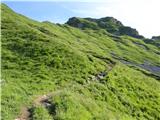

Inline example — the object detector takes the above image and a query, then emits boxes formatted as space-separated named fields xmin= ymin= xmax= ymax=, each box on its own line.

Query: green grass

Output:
xmin=46 ymin=63 xmax=160 ymax=120
xmin=32 ymin=106 xmax=53 ymax=120
xmin=1 ymin=3 xmax=160 ymax=120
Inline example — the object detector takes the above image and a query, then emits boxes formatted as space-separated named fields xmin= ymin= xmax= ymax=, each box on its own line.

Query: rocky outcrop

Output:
xmin=119 ymin=26 xmax=144 ymax=39
xmin=144 ymin=36 xmax=160 ymax=47
xmin=66 ymin=17 xmax=99 ymax=30
xmin=152 ymin=36 xmax=160 ymax=40
xmin=66 ymin=17 xmax=144 ymax=39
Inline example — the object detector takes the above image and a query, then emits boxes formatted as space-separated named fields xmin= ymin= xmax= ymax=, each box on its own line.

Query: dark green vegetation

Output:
xmin=144 ymin=36 xmax=160 ymax=47
xmin=66 ymin=17 xmax=144 ymax=39
xmin=1 ymin=3 xmax=160 ymax=120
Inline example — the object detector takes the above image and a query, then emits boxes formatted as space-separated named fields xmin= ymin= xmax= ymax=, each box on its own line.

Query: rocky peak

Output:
xmin=66 ymin=16 xmax=144 ymax=39
xmin=99 ymin=17 xmax=123 ymax=26
xmin=152 ymin=36 xmax=160 ymax=40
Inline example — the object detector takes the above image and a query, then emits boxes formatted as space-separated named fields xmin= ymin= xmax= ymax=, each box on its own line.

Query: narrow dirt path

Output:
xmin=33 ymin=94 xmax=50 ymax=106
xmin=15 ymin=107 xmax=31 ymax=120
xmin=15 ymin=62 xmax=116 ymax=120
xmin=90 ymin=63 xmax=116 ymax=81
xmin=15 ymin=94 xmax=53 ymax=120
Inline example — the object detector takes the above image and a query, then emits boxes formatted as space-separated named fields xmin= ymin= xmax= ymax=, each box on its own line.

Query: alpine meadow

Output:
xmin=1 ymin=3 xmax=160 ymax=120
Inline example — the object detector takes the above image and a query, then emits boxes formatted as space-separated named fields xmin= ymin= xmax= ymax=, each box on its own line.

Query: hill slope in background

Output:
xmin=66 ymin=17 xmax=144 ymax=39
xmin=144 ymin=36 xmax=160 ymax=47
xmin=1 ymin=3 xmax=160 ymax=120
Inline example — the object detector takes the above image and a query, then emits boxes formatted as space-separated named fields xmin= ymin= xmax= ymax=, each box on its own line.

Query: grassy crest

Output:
xmin=1 ymin=3 xmax=160 ymax=120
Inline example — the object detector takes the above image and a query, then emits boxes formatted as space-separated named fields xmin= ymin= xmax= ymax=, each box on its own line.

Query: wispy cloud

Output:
xmin=61 ymin=0 xmax=160 ymax=37
xmin=3 ymin=0 xmax=160 ymax=37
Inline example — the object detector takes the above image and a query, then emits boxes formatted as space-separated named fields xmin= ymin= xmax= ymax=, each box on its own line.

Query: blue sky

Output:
xmin=2 ymin=0 xmax=160 ymax=38
xmin=3 ymin=1 xmax=106 ymax=23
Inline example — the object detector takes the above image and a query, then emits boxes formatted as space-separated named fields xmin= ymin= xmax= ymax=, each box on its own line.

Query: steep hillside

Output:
xmin=144 ymin=36 xmax=160 ymax=47
xmin=66 ymin=17 xmax=144 ymax=39
xmin=1 ymin=3 xmax=160 ymax=120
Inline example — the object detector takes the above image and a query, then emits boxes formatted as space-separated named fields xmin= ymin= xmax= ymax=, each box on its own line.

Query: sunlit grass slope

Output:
xmin=1 ymin=3 xmax=160 ymax=120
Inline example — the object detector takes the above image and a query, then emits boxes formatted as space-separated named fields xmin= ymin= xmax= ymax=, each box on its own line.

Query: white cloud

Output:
xmin=68 ymin=0 xmax=160 ymax=38
xmin=3 ymin=0 xmax=160 ymax=37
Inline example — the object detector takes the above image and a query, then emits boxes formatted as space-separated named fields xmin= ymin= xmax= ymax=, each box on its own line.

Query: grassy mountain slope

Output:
xmin=1 ymin=3 xmax=160 ymax=120
xmin=66 ymin=17 xmax=144 ymax=39
xmin=144 ymin=36 xmax=160 ymax=47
